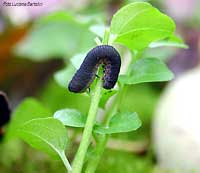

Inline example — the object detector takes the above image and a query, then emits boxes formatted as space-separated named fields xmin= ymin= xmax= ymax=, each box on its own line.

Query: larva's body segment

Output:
xmin=68 ymin=45 xmax=121 ymax=93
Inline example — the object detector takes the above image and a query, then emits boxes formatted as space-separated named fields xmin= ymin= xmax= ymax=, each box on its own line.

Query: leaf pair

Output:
xmin=8 ymin=100 xmax=141 ymax=171
xmin=54 ymin=109 xmax=142 ymax=134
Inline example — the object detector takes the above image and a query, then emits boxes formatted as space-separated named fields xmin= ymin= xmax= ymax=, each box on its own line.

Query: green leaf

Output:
xmin=6 ymin=98 xmax=51 ymax=140
xmin=149 ymin=34 xmax=188 ymax=48
xmin=99 ymin=89 xmax=117 ymax=109
xmin=14 ymin=11 xmax=95 ymax=61
xmin=17 ymin=118 xmax=66 ymax=158
xmin=70 ymin=53 xmax=86 ymax=69
xmin=89 ymin=24 xmax=106 ymax=38
xmin=110 ymin=2 xmax=175 ymax=50
xmin=17 ymin=117 xmax=71 ymax=171
xmin=54 ymin=109 xmax=86 ymax=127
xmin=54 ymin=64 xmax=76 ymax=88
xmin=94 ymin=112 xmax=141 ymax=134
xmin=119 ymin=58 xmax=174 ymax=85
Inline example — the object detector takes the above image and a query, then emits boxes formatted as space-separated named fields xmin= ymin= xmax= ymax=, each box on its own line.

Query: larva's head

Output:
xmin=68 ymin=79 xmax=87 ymax=93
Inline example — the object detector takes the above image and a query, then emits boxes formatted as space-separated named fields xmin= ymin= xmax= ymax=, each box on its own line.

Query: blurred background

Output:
xmin=0 ymin=0 xmax=200 ymax=173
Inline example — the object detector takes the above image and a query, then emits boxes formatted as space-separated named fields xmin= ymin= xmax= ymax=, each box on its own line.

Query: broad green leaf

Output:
xmin=99 ymin=89 xmax=117 ymax=109
xmin=119 ymin=58 xmax=174 ymax=85
xmin=110 ymin=2 xmax=175 ymax=50
xmin=149 ymin=34 xmax=188 ymax=48
xmin=6 ymin=98 xmax=51 ymax=140
xmin=14 ymin=11 xmax=95 ymax=61
xmin=94 ymin=112 xmax=141 ymax=134
xmin=54 ymin=109 xmax=86 ymax=127
xmin=17 ymin=118 xmax=66 ymax=158
xmin=17 ymin=118 xmax=71 ymax=171
xmin=54 ymin=64 xmax=76 ymax=88
xmin=111 ymin=2 xmax=152 ymax=34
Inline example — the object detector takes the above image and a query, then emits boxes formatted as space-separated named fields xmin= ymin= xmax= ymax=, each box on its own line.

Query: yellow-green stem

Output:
xmin=71 ymin=27 xmax=110 ymax=173
xmin=85 ymin=51 xmax=141 ymax=173
xmin=72 ymin=79 xmax=102 ymax=173
xmin=85 ymin=87 xmax=125 ymax=173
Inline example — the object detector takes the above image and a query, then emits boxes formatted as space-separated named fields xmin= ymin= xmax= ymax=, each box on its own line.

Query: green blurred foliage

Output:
xmin=0 ymin=140 xmax=66 ymax=173
xmin=96 ymin=149 xmax=154 ymax=173
xmin=39 ymin=80 xmax=90 ymax=114
xmin=14 ymin=12 xmax=96 ymax=61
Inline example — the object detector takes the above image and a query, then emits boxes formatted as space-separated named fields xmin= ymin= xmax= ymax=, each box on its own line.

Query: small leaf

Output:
xmin=89 ymin=24 xmax=106 ymax=38
xmin=110 ymin=2 xmax=175 ymax=50
xmin=6 ymin=98 xmax=51 ymax=140
xmin=17 ymin=118 xmax=72 ymax=171
xmin=70 ymin=53 xmax=86 ymax=69
xmin=149 ymin=34 xmax=188 ymax=48
xmin=54 ymin=109 xmax=86 ymax=127
xmin=94 ymin=112 xmax=141 ymax=134
xmin=99 ymin=89 xmax=117 ymax=109
xmin=119 ymin=58 xmax=174 ymax=85
xmin=54 ymin=64 xmax=76 ymax=88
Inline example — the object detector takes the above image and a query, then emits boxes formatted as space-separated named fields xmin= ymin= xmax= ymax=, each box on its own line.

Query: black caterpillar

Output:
xmin=68 ymin=45 xmax=121 ymax=93
xmin=0 ymin=91 xmax=11 ymax=140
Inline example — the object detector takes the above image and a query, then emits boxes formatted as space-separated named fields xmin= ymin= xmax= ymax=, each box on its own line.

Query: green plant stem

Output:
xmin=85 ymin=51 xmax=141 ymax=173
xmin=72 ymin=79 xmax=102 ymax=173
xmin=59 ymin=151 xmax=72 ymax=172
xmin=102 ymin=28 xmax=110 ymax=45
xmin=85 ymin=88 xmax=125 ymax=173
xmin=85 ymin=134 xmax=108 ymax=173
xmin=71 ymin=28 xmax=110 ymax=173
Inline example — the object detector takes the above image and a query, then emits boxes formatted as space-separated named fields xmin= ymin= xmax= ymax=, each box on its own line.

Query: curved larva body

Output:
xmin=68 ymin=45 xmax=121 ymax=93
xmin=0 ymin=91 xmax=11 ymax=127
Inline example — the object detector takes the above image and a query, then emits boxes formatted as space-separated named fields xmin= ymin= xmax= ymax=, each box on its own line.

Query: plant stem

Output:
xmin=71 ymin=27 xmax=110 ymax=173
xmin=85 ymin=87 xmax=125 ymax=173
xmin=85 ymin=51 xmax=141 ymax=173
xmin=102 ymin=28 xmax=110 ymax=45
xmin=85 ymin=135 xmax=108 ymax=173
xmin=59 ymin=151 xmax=72 ymax=172
xmin=72 ymin=79 xmax=102 ymax=173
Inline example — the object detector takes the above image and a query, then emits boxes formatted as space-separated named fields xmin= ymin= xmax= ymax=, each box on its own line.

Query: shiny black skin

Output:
xmin=0 ymin=91 xmax=11 ymax=127
xmin=68 ymin=45 xmax=121 ymax=93
xmin=0 ymin=91 xmax=11 ymax=140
